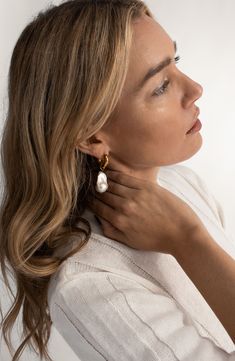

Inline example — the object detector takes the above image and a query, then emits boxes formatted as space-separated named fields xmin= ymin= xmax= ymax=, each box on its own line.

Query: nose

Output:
xmin=181 ymin=74 xmax=203 ymax=109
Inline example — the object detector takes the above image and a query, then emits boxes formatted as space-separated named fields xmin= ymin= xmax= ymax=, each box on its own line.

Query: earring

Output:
xmin=95 ymin=154 xmax=109 ymax=193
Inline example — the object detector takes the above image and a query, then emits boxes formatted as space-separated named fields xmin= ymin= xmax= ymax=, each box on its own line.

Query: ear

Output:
xmin=76 ymin=134 xmax=110 ymax=160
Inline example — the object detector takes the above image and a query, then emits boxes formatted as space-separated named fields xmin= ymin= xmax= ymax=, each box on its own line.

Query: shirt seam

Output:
xmin=54 ymin=302 xmax=109 ymax=361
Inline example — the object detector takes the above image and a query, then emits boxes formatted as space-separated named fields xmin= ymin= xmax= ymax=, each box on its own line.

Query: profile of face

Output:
xmin=79 ymin=13 xmax=203 ymax=180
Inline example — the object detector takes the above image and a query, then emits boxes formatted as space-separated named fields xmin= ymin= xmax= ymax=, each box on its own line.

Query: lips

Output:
xmin=186 ymin=108 xmax=201 ymax=134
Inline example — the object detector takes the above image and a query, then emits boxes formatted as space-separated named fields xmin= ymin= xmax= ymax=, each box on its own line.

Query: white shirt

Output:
xmin=47 ymin=164 xmax=235 ymax=360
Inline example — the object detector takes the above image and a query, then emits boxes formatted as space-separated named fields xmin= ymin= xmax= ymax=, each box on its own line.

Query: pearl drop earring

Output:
xmin=95 ymin=154 xmax=109 ymax=193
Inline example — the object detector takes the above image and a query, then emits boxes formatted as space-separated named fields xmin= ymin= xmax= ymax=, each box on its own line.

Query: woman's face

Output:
xmin=90 ymin=14 xmax=203 ymax=171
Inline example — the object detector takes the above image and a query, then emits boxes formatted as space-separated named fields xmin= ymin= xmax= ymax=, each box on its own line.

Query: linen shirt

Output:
xmin=47 ymin=164 xmax=235 ymax=360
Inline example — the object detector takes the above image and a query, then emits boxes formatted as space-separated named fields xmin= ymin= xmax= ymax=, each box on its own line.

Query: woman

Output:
xmin=0 ymin=1 xmax=234 ymax=360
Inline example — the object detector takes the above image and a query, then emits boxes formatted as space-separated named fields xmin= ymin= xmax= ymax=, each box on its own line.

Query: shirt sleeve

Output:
xmin=51 ymin=272 xmax=235 ymax=361
xmin=189 ymin=169 xmax=227 ymax=229
xmin=173 ymin=165 xmax=227 ymax=229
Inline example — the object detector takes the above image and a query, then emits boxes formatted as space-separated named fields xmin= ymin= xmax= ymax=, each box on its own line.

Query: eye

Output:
xmin=153 ymin=55 xmax=181 ymax=97
xmin=153 ymin=79 xmax=170 ymax=97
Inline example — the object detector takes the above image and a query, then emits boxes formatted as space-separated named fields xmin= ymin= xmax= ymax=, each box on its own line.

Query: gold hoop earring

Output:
xmin=95 ymin=154 xmax=109 ymax=193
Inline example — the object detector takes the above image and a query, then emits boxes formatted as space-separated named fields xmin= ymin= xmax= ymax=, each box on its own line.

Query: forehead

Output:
xmin=122 ymin=15 xmax=173 ymax=96
xmin=132 ymin=15 xmax=173 ymax=58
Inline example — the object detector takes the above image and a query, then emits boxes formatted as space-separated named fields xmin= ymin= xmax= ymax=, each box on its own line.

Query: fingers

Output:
xmin=88 ymin=196 xmax=118 ymax=225
xmin=96 ymin=216 xmax=127 ymax=245
xmin=105 ymin=179 xmax=128 ymax=198
xmin=95 ymin=191 xmax=123 ymax=210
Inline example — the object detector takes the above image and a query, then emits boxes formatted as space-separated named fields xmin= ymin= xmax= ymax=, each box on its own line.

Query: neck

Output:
xmin=106 ymin=155 xmax=160 ymax=184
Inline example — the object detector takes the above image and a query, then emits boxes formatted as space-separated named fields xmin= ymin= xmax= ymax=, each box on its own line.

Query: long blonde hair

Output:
xmin=0 ymin=0 xmax=153 ymax=360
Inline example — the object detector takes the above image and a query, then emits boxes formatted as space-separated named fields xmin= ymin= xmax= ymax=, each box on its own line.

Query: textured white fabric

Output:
xmin=47 ymin=164 xmax=235 ymax=360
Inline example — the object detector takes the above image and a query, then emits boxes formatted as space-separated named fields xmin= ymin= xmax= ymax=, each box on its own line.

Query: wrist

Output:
xmin=171 ymin=223 xmax=212 ymax=261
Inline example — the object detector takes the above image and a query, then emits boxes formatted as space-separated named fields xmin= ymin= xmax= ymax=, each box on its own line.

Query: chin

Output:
xmin=182 ymin=133 xmax=203 ymax=162
xmin=164 ymin=133 xmax=203 ymax=166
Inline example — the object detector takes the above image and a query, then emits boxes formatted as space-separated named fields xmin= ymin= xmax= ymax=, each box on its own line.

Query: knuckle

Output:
xmin=118 ymin=202 xmax=127 ymax=213
xmin=114 ymin=214 xmax=125 ymax=229
xmin=122 ymin=200 xmax=135 ymax=215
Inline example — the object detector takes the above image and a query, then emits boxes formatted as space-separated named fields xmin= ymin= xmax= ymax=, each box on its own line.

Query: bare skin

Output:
xmin=77 ymin=14 xmax=235 ymax=343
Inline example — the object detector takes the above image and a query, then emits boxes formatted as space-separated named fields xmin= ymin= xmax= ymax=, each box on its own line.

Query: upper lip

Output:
xmin=187 ymin=107 xmax=200 ymax=133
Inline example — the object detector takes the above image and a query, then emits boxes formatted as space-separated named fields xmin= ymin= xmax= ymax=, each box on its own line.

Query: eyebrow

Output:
xmin=134 ymin=40 xmax=178 ymax=93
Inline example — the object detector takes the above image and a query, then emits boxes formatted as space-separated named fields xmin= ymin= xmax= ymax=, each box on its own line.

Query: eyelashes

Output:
xmin=174 ymin=55 xmax=181 ymax=64
xmin=153 ymin=79 xmax=170 ymax=96
xmin=153 ymin=55 xmax=181 ymax=97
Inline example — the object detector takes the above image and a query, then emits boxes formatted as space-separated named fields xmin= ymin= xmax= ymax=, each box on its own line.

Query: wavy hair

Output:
xmin=0 ymin=0 xmax=153 ymax=360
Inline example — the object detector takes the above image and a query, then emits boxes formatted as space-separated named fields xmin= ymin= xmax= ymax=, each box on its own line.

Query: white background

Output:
xmin=1 ymin=1 xmax=235 ymax=360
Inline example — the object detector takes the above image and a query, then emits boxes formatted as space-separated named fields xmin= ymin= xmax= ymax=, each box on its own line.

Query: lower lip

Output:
xmin=186 ymin=119 xmax=202 ymax=135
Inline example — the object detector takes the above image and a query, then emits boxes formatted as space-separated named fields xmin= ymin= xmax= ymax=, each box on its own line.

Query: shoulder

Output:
xmin=158 ymin=164 xmax=207 ymax=189
xmin=48 ymin=271 xmax=235 ymax=360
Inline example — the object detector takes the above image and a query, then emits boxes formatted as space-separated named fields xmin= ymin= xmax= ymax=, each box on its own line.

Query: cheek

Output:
xmin=107 ymin=100 xmax=186 ymax=164
xmin=107 ymin=105 xmax=148 ymax=143
xmin=135 ymin=106 xmax=184 ymax=146
xmin=131 ymin=111 xmax=188 ymax=164
xmin=105 ymin=114 xmax=153 ymax=163
xmin=109 ymin=115 xmax=177 ymax=162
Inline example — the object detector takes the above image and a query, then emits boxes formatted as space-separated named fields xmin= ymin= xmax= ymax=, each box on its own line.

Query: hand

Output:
xmin=88 ymin=170 xmax=206 ymax=255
